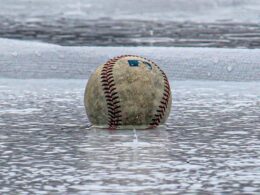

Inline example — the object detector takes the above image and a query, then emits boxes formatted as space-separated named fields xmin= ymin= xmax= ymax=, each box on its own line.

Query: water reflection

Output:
xmin=0 ymin=18 xmax=260 ymax=48
xmin=0 ymin=79 xmax=259 ymax=194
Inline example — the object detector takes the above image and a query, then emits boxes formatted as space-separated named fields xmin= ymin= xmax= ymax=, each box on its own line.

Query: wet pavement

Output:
xmin=1 ymin=18 xmax=260 ymax=48
xmin=0 ymin=79 xmax=259 ymax=194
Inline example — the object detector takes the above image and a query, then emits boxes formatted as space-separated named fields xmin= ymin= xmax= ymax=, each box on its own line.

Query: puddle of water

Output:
xmin=0 ymin=79 xmax=259 ymax=194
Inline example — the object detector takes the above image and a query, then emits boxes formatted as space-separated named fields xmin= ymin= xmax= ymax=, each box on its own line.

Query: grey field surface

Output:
xmin=0 ymin=0 xmax=260 ymax=48
xmin=1 ymin=18 xmax=260 ymax=48
xmin=1 ymin=39 xmax=260 ymax=81
xmin=0 ymin=79 xmax=260 ymax=194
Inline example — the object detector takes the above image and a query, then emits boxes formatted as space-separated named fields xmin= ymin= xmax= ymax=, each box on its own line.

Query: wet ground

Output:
xmin=1 ymin=0 xmax=260 ymax=48
xmin=1 ymin=0 xmax=260 ymax=194
xmin=1 ymin=39 xmax=259 ymax=81
xmin=1 ymin=79 xmax=259 ymax=194
xmin=1 ymin=18 xmax=260 ymax=48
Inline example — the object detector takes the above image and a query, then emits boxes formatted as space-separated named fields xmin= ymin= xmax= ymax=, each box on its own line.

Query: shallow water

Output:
xmin=1 ymin=1 xmax=260 ymax=48
xmin=0 ymin=79 xmax=260 ymax=194
xmin=1 ymin=18 xmax=260 ymax=48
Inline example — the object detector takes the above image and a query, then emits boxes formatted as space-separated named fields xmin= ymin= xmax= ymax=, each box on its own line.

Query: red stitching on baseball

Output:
xmin=128 ymin=55 xmax=171 ymax=129
xmin=125 ymin=55 xmax=170 ymax=129
xmin=101 ymin=55 xmax=131 ymax=129
xmin=145 ymin=59 xmax=171 ymax=129
xmin=101 ymin=54 xmax=170 ymax=129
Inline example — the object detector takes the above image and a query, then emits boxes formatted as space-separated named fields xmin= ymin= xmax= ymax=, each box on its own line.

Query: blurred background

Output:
xmin=1 ymin=0 xmax=260 ymax=47
xmin=1 ymin=1 xmax=260 ymax=194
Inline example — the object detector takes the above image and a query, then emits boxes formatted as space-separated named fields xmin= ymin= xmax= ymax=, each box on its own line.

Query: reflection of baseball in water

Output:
xmin=84 ymin=55 xmax=172 ymax=129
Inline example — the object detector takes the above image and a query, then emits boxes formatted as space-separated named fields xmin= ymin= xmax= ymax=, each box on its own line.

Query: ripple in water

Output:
xmin=0 ymin=79 xmax=259 ymax=194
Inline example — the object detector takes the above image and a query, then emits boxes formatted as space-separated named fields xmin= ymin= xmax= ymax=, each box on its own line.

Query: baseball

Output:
xmin=84 ymin=55 xmax=172 ymax=129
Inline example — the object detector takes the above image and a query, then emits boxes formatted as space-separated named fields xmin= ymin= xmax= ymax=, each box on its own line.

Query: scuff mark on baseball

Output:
xmin=84 ymin=55 xmax=172 ymax=129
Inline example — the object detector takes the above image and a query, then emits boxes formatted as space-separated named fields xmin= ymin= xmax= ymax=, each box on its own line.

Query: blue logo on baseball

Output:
xmin=128 ymin=60 xmax=152 ymax=70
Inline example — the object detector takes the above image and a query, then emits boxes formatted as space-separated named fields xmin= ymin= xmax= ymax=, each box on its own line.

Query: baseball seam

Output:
xmin=101 ymin=55 xmax=132 ymax=129
xmin=101 ymin=55 xmax=170 ymax=129
xmin=149 ymin=70 xmax=170 ymax=128
xmin=139 ymin=56 xmax=171 ymax=128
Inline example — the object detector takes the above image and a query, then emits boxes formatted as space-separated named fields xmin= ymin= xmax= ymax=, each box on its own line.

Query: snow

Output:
xmin=0 ymin=38 xmax=259 ymax=81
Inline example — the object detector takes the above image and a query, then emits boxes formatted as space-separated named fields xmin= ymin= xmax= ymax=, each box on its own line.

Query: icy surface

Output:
xmin=1 ymin=19 xmax=259 ymax=48
xmin=0 ymin=1 xmax=260 ymax=48
xmin=0 ymin=79 xmax=259 ymax=194
xmin=0 ymin=0 xmax=260 ymax=23
xmin=0 ymin=39 xmax=259 ymax=81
